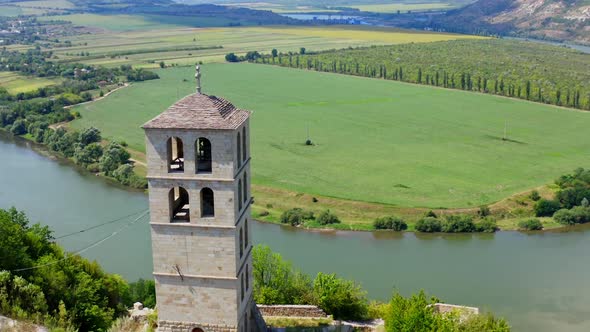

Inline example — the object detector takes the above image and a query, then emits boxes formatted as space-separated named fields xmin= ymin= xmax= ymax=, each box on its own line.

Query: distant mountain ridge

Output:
xmin=430 ymin=0 xmax=590 ymax=45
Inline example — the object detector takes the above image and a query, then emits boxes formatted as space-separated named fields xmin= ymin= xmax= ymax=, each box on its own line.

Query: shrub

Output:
xmin=558 ymin=206 xmax=590 ymax=225
xmin=518 ymin=219 xmax=543 ymax=231
xmin=425 ymin=210 xmax=437 ymax=218
xmin=478 ymin=205 xmax=491 ymax=217
xmin=280 ymin=208 xmax=314 ymax=226
xmin=312 ymin=272 xmax=368 ymax=320
xmin=225 ymin=53 xmax=240 ymax=62
xmin=442 ymin=215 xmax=476 ymax=233
xmin=10 ymin=119 xmax=26 ymax=135
xmin=258 ymin=210 xmax=269 ymax=217
xmin=534 ymin=199 xmax=561 ymax=217
xmin=553 ymin=209 xmax=576 ymax=225
xmin=530 ymin=190 xmax=541 ymax=201
xmin=415 ymin=217 xmax=442 ymax=232
xmin=475 ymin=217 xmax=498 ymax=233
xmin=317 ymin=210 xmax=340 ymax=225
xmin=373 ymin=216 xmax=407 ymax=231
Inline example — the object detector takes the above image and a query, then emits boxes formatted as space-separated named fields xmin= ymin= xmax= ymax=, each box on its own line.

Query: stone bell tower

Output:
xmin=142 ymin=66 xmax=260 ymax=332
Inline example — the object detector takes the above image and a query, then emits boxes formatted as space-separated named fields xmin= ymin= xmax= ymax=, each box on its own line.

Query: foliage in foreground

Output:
xmin=385 ymin=291 xmax=510 ymax=332
xmin=252 ymin=245 xmax=367 ymax=320
xmin=0 ymin=208 xmax=153 ymax=331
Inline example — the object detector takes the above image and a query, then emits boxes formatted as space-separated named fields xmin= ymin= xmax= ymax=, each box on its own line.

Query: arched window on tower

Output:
xmin=166 ymin=137 xmax=184 ymax=173
xmin=169 ymin=187 xmax=189 ymax=222
xmin=195 ymin=137 xmax=212 ymax=173
xmin=238 ymin=179 xmax=243 ymax=211
xmin=191 ymin=328 xmax=204 ymax=332
xmin=242 ymin=126 xmax=247 ymax=162
xmin=243 ymin=172 xmax=248 ymax=204
xmin=236 ymin=133 xmax=242 ymax=169
xmin=200 ymin=188 xmax=215 ymax=217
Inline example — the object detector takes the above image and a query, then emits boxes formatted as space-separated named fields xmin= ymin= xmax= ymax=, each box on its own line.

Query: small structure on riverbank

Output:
xmin=143 ymin=66 xmax=263 ymax=331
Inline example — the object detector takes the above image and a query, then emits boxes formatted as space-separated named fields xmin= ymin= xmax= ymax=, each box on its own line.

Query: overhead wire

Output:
xmin=11 ymin=210 xmax=150 ymax=273
xmin=54 ymin=208 xmax=147 ymax=240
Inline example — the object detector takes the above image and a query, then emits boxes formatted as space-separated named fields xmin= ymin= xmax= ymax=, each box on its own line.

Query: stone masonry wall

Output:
xmin=158 ymin=320 xmax=237 ymax=332
xmin=257 ymin=305 xmax=327 ymax=318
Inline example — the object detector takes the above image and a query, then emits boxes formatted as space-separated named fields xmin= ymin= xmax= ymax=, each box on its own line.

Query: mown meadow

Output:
xmin=255 ymin=39 xmax=590 ymax=110
xmin=71 ymin=63 xmax=590 ymax=209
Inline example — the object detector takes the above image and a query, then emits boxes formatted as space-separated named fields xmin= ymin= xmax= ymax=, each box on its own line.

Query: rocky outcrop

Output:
xmin=430 ymin=0 xmax=590 ymax=45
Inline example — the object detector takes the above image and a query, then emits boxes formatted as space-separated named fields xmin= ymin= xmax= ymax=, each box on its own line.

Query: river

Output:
xmin=1 ymin=131 xmax=589 ymax=332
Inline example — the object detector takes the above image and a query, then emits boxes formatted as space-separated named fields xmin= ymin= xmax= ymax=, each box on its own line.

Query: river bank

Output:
xmin=0 ymin=128 xmax=567 ymax=233
xmin=2 ymin=132 xmax=590 ymax=331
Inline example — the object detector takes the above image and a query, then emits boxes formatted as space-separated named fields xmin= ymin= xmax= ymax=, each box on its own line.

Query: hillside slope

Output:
xmin=431 ymin=0 xmax=590 ymax=45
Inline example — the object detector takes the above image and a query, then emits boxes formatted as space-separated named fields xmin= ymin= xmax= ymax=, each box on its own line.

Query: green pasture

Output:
xmin=46 ymin=25 xmax=483 ymax=67
xmin=0 ymin=72 xmax=61 ymax=93
xmin=71 ymin=64 xmax=590 ymax=208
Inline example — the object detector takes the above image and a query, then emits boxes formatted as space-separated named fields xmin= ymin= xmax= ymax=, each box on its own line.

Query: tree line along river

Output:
xmin=0 ymin=131 xmax=589 ymax=332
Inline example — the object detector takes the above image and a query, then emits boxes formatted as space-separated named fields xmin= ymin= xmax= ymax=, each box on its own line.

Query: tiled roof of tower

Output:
xmin=142 ymin=93 xmax=250 ymax=130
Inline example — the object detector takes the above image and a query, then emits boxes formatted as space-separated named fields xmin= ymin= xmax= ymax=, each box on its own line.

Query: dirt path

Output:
xmin=64 ymin=83 xmax=130 ymax=110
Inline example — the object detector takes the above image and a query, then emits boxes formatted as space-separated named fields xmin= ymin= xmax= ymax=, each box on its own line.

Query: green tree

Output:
xmin=313 ymin=272 xmax=368 ymax=320
xmin=79 ymin=127 xmax=102 ymax=146
xmin=252 ymin=245 xmax=313 ymax=305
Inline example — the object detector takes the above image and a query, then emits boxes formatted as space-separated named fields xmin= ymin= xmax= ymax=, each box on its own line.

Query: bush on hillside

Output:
xmin=317 ymin=210 xmax=340 ymax=225
xmin=534 ymin=199 xmax=561 ymax=217
xmin=478 ymin=205 xmax=491 ymax=217
xmin=373 ymin=216 xmax=407 ymax=231
xmin=415 ymin=217 xmax=442 ymax=233
xmin=529 ymin=190 xmax=541 ymax=201
xmin=280 ymin=208 xmax=314 ymax=226
xmin=518 ymin=219 xmax=543 ymax=231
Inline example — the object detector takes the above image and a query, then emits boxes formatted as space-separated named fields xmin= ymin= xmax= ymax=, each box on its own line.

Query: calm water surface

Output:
xmin=1 ymin=132 xmax=589 ymax=332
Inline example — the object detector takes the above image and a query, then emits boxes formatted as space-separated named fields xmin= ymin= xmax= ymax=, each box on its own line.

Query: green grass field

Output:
xmin=43 ymin=25 xmax=483 ymax=67
xmin=0 ymin=72 xmax=61 ymax=93
xmin=71 ymin=64 xmax=590 ymax=208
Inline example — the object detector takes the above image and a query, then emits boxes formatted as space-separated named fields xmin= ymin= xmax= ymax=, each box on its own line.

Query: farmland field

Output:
xmin=178 ymin=0 xmax=474 ymax=13
xmin=0 ymin=72 xmax=61 ymax=93
xmin=71 ymin=63 xmax=590 ymax=208
xmin=45 ymin=25 xmax=484 ymax=67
